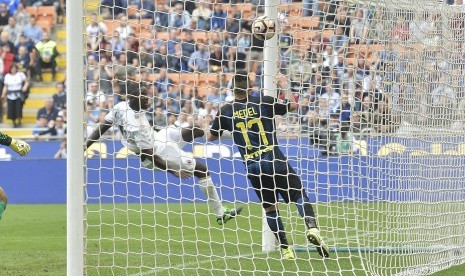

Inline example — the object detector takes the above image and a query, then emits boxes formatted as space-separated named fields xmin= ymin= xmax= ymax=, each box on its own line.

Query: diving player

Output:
xmin=86 ymin=83 xmax=242 ymax=225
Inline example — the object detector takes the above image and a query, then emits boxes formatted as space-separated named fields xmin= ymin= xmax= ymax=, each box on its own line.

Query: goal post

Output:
xmin=66 ymin=0 xmax=84 ymax=275
xmin=78 ymin=0 xmax=465 ymax=275
xmin=261 ymin=0 xmax=279 ymax=253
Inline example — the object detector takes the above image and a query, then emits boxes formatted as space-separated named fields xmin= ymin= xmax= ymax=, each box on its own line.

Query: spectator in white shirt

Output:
xmin=363 ymin=67 xmax=382 ymax=93
xmin=317 ymin=98 xmax=330 ymax=121
xmin=321 ymin=82 xmax=341 ymax=113
xmin=191 ymin=0 xmax=212 ymax=30
xmin=1 ymin=64 xmax=29 ymax=128
xmin=322 ymin=44 xmax=338 ymax=68
xmin=169 ymin=2 xmax=191 ymax=29
xmin=86 ymin=13 xmax=107 ymax=45
xmin=3 ymin=17 xmax=22 ymax=45
xmin=86 ymin=81 xmax=106 ymax=108
xmin=349 ymin=9 xmax=369 ymax=44
xmin=115 ymin=16 xmax=134 ymax=39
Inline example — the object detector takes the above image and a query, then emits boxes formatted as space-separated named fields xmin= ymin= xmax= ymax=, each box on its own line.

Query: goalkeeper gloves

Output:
xmin=9 ymin=139 xmax=31 ymax=156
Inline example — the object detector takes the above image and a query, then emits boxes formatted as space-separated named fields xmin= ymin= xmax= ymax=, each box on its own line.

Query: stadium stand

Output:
xmin=4 ymin=0 xmax=463 ymax=143
xmin=1 ymin=0 xmax=66 ymax=138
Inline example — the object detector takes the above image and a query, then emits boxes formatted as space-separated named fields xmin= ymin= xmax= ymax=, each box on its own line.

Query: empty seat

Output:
xmin=25 ymin=6 xmax=38 ymax=18
xmin=288 ymin=16 xmax=319 ymax=30
xmin=37 ymin=6 xmax=56 ymax=23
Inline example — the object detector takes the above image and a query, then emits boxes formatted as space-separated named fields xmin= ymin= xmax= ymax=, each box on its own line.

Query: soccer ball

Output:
xmin=252 ymin=16 xmax=276 ymax=41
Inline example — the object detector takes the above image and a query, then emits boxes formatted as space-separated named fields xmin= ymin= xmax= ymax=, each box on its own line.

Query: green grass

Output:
xmin=0 ymin=204 xmax=464 ymax=276
xmin=0 ymin=205 xmax=66 ymax=276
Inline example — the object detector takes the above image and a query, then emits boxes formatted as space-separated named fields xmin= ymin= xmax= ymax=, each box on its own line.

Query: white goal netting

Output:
xmin=82 ymin=0 xmax=465 ymax=275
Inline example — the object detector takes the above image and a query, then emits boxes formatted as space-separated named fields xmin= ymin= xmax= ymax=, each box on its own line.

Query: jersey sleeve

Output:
xmin=262 ymin=95 xmax=289 ymax=116
xmin=104 ymin=109 xmax=114 ymax=123
xmin=210 ymin=112 xmax=223 ymax=137
xmin=0 ymin=131 xmax=12 ymax=146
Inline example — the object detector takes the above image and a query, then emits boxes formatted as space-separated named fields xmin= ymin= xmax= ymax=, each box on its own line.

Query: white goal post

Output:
xmin=67 ymin=0 xmax=84 ymax=275
xmin=261 ymin=0 xmax=279 ymax=253
xmin=70 ymin=0 xmax=465 ymax=275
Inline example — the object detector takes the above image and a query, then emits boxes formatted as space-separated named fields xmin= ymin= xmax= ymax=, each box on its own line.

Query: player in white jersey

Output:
xmin=86 ymin=84 xmax=242 ymax=225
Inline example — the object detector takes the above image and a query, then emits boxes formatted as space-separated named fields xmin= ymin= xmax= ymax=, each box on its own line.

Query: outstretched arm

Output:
xmin=181 ymin=124 xmax=205 ymax=143
xmin=208 ymin=112 xmax=223 ymax=142
xmin=85 ymin=121 xmax=112 ymax=149
xmin=278 ymin=74 xmax=298 ymax=112
xmin=0 ymin=131 xmax=31 ymax=156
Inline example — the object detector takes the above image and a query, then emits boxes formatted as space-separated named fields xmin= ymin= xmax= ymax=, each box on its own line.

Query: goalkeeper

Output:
xmin=207 ymin=73 xmax=329 ymax=259
xmin=0 ymin=131 xmax=31 ymax=221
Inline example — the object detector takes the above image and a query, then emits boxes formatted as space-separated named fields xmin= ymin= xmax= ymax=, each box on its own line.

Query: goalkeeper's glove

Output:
xmin=10 ymin=139 xmax=31 ymax=156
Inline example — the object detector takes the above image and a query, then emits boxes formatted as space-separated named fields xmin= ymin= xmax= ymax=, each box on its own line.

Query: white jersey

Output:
xmin=155 ymin=125 xmax=186 ymax=148
xmin=104 ymin=101 xmax=154 ymax=152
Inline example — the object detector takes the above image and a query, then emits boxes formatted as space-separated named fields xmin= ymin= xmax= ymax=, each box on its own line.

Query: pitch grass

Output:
xmin=0 ymin=204 xmax=464 ymax=276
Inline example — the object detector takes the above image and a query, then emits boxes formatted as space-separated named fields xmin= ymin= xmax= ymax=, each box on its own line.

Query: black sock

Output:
xmin=266 ymin=210 xmax=289 ymax=249
xmin=296 ymin=196 xmax=318 ymax=229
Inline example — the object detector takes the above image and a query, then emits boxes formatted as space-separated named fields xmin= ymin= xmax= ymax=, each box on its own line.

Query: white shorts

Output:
xmin=149 ymin=126 xmax=196 ymax=172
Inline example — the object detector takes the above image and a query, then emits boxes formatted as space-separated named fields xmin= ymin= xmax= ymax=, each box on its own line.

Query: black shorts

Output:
xmin=246 ymin=151 xmax=305 ymax=208
xmin=7 ymin=98 xmax=22 ymax=120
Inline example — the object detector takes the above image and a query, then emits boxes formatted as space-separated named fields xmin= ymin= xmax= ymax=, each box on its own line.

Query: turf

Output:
xmin=0 ymin=205 xmax=66 ymax=276
xmin=0 ymin=204 xmax=464 ymax=276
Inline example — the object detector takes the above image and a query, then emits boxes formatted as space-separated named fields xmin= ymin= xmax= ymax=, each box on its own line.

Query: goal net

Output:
xmin=80 ymin=0 xmax=465 ymax=275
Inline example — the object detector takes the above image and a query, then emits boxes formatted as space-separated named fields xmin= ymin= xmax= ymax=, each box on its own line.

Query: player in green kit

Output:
xmin=0 ymin=131 xmax=31 ymax=221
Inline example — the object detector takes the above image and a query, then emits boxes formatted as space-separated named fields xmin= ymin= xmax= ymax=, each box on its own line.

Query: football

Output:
xmin=252 ymin=16 xmax=276 ymax=40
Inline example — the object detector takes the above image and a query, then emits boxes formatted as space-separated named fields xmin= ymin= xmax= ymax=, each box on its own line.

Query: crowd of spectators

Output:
xmin=87 ymin=0 xmax=465 ymax=154
xmin=0 ymin=0 xmax=64 ymax=134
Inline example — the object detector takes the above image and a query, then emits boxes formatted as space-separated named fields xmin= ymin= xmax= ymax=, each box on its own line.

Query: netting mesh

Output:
xmin=83 ymin=0 xmax=465 ymax=275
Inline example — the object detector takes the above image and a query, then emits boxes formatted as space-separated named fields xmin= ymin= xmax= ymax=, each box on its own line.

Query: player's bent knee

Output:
xmin=289 ymin=189 xmax=308 ymax=204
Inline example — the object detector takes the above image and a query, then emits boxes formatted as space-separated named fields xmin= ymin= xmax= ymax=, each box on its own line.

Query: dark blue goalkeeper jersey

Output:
xmin=210 ymin=95 xmax=290 ymax=164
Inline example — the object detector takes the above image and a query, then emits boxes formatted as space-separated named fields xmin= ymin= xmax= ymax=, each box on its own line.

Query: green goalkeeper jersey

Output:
xmin=0 ymin=131 xmax=12 ymax=146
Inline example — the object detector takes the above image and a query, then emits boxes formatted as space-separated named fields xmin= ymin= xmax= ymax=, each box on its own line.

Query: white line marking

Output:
xmin=127 ymin=252 xmax=261 ymax=276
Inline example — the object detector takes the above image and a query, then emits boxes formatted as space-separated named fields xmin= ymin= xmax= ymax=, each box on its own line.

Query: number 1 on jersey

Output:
xmin=236 ymin=118 xmax=269 ymax=150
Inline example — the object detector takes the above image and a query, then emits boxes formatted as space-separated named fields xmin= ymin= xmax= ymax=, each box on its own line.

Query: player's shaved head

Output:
xmin=126 ymin=82 xmax=147 ymax=98
xmin=127 ymin=82 xmax=150 ymax=111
